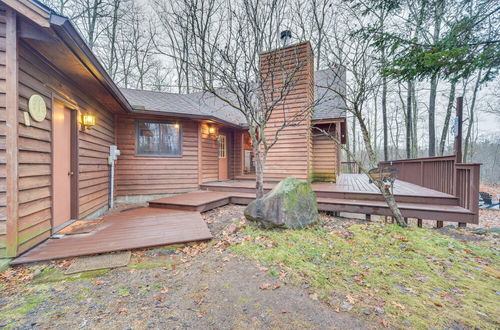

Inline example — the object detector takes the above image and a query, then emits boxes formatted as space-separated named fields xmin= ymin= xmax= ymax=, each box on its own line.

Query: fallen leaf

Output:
xmin=161 ymin=287 xmax=169 ymax=294
xmin=118 ymin=308 xmax=128 ymax=313
xmin=434 ymin=302 xmax=443 ymax=307
xmin=259 ymin=283 xmax=271 ymax=290
xmin=391 ymin=301 xmax=405 ymax=310
xmin=272 ymin=284 xmax=281 ymax=290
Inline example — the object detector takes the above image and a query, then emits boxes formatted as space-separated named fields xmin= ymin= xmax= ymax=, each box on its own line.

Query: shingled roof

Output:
xmin=121 ymin=68 xmax=346 ymax=126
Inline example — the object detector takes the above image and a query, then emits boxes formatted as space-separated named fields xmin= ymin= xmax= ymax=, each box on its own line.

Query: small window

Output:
xmin=218 ymin=135 xmax=227 ymax=158
xmin=136 ymin=120 xmax=181 ymax=156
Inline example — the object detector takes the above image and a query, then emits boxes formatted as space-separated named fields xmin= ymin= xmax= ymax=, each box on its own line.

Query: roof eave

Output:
xmin=131 ymin=109 xmax=245 ymax=129
xmin=48 ymin=14 xmax=133 ymax=113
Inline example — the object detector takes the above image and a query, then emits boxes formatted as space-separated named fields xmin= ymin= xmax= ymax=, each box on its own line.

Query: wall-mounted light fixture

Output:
xmin=208 ymin=125 xmax=216 ymax=135
xmin=174 ymin=122 xmax=180 ymax=129
xmin=82 ymin=113 xmax=96 ymax=130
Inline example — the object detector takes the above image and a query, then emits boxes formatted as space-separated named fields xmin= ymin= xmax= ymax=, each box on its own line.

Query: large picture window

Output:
xmin=136 ymin=120 xmax=181 ymax=156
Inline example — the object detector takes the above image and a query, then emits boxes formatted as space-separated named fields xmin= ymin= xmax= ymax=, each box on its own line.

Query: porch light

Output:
xmin=208 ymin=125 xmax=216 ymax=135
xmin=174 ymin=122 xmax=180 ymax=129
xmin=82 ymin=113 xmax=96 ymax=130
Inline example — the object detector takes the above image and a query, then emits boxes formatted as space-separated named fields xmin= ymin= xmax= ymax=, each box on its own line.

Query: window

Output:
xmin=218 ymin=134 xmax=227 ymax=158
xmin=136 ymin=120 xmax=181 ymax=156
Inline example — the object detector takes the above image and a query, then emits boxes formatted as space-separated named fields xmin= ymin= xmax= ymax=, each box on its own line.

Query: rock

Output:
xmin=472 ymin=227 xmax=500 ymax=235
xmin=340 ymin=301 xmax=353 ymax=311
xmin=244 ymin=178 xmax=319 ymax=229
xmin=375 ymin=307 xmax=385 ymax=315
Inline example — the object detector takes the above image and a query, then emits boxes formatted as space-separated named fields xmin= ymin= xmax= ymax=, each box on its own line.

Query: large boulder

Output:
xmin=244 ymin=177 xmax=319 ymax=229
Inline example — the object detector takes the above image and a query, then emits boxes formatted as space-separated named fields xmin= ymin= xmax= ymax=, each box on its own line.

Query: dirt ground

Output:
xmin=1 ymin=201 xmax=498 ymax=329
xmin=0 ymin=205 xmax=369 ymax=330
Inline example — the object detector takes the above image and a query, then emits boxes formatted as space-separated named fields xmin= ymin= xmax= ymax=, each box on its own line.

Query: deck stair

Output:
xmin=148 ymin=191 xmax=255 ymax=212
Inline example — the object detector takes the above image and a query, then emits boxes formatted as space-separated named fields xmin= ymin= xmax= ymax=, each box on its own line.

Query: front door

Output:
xmin=52 ymin=101 xmax=73 ymax=228
xmin=218 ymin=134 xmax=228 ymax=180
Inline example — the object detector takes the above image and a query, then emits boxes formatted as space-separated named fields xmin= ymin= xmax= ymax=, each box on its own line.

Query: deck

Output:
xmin=13 ymin=174 xmax=474 ymax=264
xmin=198 ymin=174 xmax=475 ymax=223
xmin=12 ymin=207 xmax=212 ymax=265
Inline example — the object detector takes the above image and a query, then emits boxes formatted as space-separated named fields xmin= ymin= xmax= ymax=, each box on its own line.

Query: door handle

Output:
xmin=68 ymin=171 xmax=74 ymax=176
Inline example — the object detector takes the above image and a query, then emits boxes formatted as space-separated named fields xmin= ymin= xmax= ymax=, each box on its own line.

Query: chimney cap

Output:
xmin=280 ymin=30 xmax=292 ymax=45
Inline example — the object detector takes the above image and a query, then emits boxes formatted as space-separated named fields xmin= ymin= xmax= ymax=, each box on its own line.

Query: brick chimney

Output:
xmin=259 ymin=41 xmax=314 ymax=181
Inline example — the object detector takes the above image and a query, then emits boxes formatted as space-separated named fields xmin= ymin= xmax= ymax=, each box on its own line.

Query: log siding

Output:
xmin=312 ymin=124 xmax=338 ymax=182
xmin=260 ymin=42 xmax=314 ymax=181
xmin=115 ymin=115 xmax=200 ymax=196
xmin=11 ymin=29 xmax=119 ymax=255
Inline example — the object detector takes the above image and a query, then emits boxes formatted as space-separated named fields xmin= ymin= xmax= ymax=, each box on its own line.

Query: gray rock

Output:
xmin=244 ymin=178 xmax=319 ymax=229
xmin=341 ymin=301 xmax=353 ymax=311
xmin=472 ymin=227 xmax=500 ymax=235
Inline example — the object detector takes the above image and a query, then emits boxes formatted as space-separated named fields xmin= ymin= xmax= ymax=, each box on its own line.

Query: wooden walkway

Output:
xmin=12 ymin=207 xmax=212 ymax=265
xmin=13 ymin=174 xmax=474 ymax=264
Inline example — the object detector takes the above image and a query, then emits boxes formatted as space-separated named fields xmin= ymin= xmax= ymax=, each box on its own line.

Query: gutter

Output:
xmin=131 ymin=109 xmax=246 ymax=129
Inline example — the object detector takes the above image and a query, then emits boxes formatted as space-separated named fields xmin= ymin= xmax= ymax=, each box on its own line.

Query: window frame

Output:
xmin=135 ymin=119 xmax=183 ymax=157
xmin=218 ymin=134 xmax=227 ymax=159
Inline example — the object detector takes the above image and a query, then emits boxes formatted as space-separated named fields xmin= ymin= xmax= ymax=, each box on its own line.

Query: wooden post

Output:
xmin=458 ymin=222 xmax=466 ymax=228
xmin=365 ymin=214 xmax=371 ymax=221
xmin=417 ymin=219 xmax=423 ymax=228
xmin=404 ymin=217 xmax=408 ymax=225
xmin=436 ymin=221 xmax=443 ymax=228
xmin=5 ymin=9 xmax=19 ymax=257
xmin=455 ymin=97 xmax=463 ymax=164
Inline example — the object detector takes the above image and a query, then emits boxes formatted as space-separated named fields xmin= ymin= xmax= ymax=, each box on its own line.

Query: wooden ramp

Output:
xmin=12 ymin=207 xmax=212 ymax=265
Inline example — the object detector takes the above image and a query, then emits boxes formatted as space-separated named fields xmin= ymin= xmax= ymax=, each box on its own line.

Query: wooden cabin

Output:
xmin=0 ymin=0 xmax=346 ymax=258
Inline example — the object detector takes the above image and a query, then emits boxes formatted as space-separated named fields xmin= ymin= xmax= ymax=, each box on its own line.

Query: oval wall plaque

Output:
xmin=28 ymin=94 xmax=47 ymax=122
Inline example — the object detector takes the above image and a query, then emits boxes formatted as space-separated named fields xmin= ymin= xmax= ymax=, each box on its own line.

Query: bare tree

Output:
xmin=164 ymin=0 xmax=315 ymax=200
xmin=438 ymin=80 xmax=457 ymax=155
xmin=319 ymin=7 xmax=407 ymax=226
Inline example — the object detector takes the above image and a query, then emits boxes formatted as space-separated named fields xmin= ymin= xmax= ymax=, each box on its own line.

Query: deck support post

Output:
xmin=436 ymin=221 xmax=443 ymax=228
xmin=404 ymin=217 xmax=408 ymax=225
xmin=458 ymin=222 xmax=466 ymax=228
xmin=417 ymin=219 xmax=423 ymax=228
xmin=365 ymin=214 xmax=371 ymax=221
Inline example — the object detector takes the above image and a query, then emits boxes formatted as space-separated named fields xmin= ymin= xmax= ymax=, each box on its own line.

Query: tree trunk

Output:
xmin=254 ymin=148 xmax=266 ymax=199
xmin=406 ymin=80 xmax=412 ymax=158
xmin=356 ymin=113 xmax=407 ymax=227
xmin=411 ymin=81 xmax=418 ymax=157
xmin=464 ymin=70 xmax=482 ymax=162
xmin=439 ymin=81 xmax=456 ymax=155
xmin=428 ymin=73 xmax=438 ymax=156
xmin=428 ymin=0 xmax=443 ymax=157
xmin=382 ymin=75 xmax=388 ymax=161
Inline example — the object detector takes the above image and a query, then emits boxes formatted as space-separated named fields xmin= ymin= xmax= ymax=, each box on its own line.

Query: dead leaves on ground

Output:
xmin=259 ymin=283 xmax=281 ymax=290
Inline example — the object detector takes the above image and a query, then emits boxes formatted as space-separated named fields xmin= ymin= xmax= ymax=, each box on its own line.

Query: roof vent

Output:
xmin=280 ymin=30 xmax=292 ymax=46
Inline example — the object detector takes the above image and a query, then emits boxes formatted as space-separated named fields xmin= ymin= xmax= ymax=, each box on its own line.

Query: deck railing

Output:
xmin=379 ymin=155 xmax=480 ymax=223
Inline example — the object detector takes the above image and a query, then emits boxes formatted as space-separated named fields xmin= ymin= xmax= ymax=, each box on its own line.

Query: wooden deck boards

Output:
xmin=204 ymin=174 xmax=455 ymax=198
xmin=150 ymin=191 xmax=232 ymax=207
xmin=12 ymin=207 xmax=212 ymax=265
